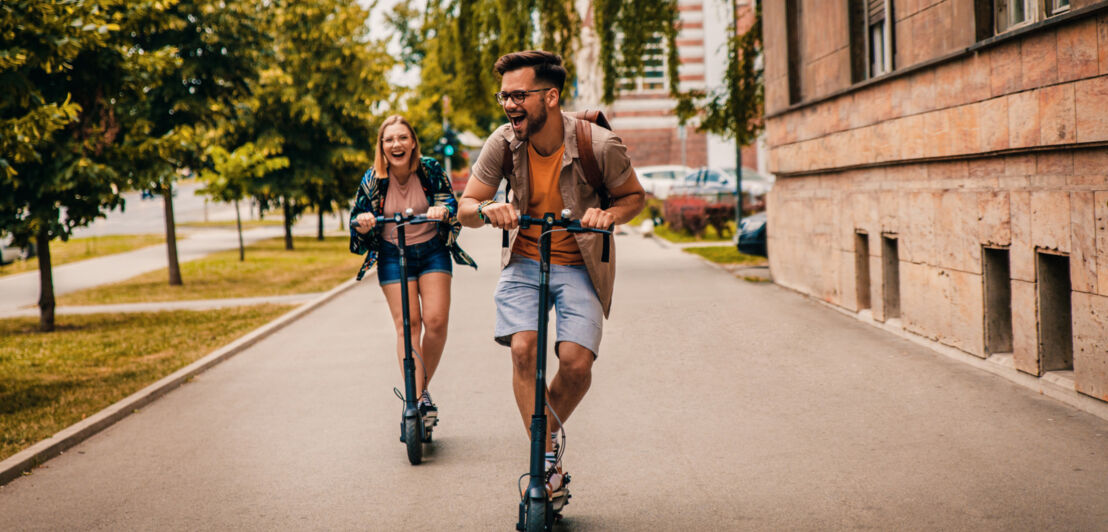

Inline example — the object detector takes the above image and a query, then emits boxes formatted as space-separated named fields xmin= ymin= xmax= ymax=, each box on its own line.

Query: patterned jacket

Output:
xmin=349 ymin=157 xmax=476 ymax=280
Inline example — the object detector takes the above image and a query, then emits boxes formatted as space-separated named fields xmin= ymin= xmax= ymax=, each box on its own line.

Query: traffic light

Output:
xmin=438 ymin=128 xmax=459 ymax=158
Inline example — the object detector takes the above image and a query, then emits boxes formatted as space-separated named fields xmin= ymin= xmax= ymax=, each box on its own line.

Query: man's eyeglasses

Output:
xmin=495 ymin=88 xmax=552 ymax=105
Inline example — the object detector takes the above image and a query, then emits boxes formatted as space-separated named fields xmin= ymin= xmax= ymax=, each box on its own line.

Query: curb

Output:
xmin=0 ymin=277 xmax=362 ymax=487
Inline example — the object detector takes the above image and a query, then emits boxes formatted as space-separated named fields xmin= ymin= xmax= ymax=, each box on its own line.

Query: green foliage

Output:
xmin=249 ymin=0 xmax=394 ymax=243
xmin=594 ymin=0 xmax=681 ymax=105
xmin=0 ymin=0 xmax=158 ymax=249
xmin=198 ymin=143 xmax=288 ymax=204
xmin=388 ymin=0 xmax=582 ymax=139
xmin=121 ymin=0 xmax=271 ymax=188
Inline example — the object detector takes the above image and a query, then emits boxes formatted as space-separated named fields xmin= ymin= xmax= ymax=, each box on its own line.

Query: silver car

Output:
xmin=634 ymin=165 xmax=691 ymax=199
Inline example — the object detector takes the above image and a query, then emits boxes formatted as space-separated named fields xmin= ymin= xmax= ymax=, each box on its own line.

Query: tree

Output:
xmin=0 ymin=0 xmax=173 ymax=331
xmin=197 ymin=143 xmax=288 ymax=261
xmin=250 ymin=0 xmax=394 ymax=249
xmin=123 ymin=0 xmax=271 ymax=284
xmin=387 ymin=0 xmax=682 ymax=145
xmin=676 ymin=0 xmax=763 ymax=224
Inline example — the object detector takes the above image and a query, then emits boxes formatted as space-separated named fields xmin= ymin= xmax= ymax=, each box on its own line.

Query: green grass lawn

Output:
xmin=58 ymin=236 xmax=363 ymax=306
xmin=683 ymin=245 xmax=766 ymax=265
xmin=0 ymin=235 xmax=168 ymax=278
xmin=0 ymin=304 xmax=294 ymax=461
xmin=654 ymin=222 xmax=736 ymax=243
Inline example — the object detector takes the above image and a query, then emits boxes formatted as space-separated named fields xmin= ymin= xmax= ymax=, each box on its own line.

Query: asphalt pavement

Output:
xmin=1 ymin=229 xmax=1107 ymax=530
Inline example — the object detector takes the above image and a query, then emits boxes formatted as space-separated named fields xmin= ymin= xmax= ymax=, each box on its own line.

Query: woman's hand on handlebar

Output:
xmin=482 ymin=202 xmax=519 ymax=230
xmin=426 ymin=206 xmax=448 ymax=221
xmin=354 ymin=212 xmax=377 ymax=234
xmin=580 ymin=207 xmax=615 ymax=230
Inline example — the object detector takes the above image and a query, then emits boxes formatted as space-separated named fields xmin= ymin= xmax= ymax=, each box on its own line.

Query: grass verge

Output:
xmin=59 ymin=236 xmax=362 ymax=306
xmin=683 ymin=245 xmax=766 ymax=265
xmin=0 ymin=235 xmax=168 ymax=278
xmin=654 ymin=222 xmax=736 ymax=243
xmin=0 ymin=304 xmax=294 ymax=461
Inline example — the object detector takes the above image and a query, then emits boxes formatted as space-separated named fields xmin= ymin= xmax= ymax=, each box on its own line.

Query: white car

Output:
xmin=0 ymin=234 xmax=35 ymax=265
xmin=723 ymin=167 xmax=775 ymax=197
xmin=634 ymin=165 xmax=691 ymax=199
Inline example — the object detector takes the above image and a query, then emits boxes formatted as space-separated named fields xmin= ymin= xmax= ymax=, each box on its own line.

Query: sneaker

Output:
xmin=545 ymin=464 xmax=571 ymax=510
xmin=418 ymin=390 xmax=438 ymax=425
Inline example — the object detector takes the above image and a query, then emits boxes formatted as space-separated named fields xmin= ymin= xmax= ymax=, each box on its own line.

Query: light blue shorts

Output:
xmin=494 ymin=255 xmax=604 ymax=357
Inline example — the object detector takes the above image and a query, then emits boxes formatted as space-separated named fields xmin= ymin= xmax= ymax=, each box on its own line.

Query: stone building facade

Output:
xmin=762 ymin=1 xmax=1108 ymax=404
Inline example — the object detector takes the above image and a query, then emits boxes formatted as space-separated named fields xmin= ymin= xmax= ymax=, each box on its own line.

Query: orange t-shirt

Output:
xmin=512 ymin=143 xmax=584 ymax=265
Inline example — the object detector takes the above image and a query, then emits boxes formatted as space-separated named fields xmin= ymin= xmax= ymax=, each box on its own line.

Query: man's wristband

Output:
xmin=476 ymin=199 xmax=495 ymax=222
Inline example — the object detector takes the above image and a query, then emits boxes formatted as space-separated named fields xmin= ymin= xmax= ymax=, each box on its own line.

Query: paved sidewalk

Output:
xmin=0 ymin=293 xmax=325 ymax=319
xmin=1 ymin=228 xmax=1106 ymax=529
xmin=0 ymin=225 xmax=344 ymax=315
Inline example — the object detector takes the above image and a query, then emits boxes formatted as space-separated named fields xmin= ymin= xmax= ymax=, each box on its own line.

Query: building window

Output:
xmin=994 ymin=0 xmax=1074 ymax=34
xmin=618 ymin=35 xmax=668 ymax=93
xmin=1046 ymin=0 xmax=1070 ymax=15
xmin=996 ymin=0 xmax=1032 ymax=33
xmin=786 ymin=0 xmax=802 ymax=103
xmin=866 ymin=0 xmax=893 ymax=77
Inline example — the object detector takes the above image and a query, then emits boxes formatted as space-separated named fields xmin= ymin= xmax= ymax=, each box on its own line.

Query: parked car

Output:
xmin=722 ymin=167 xmax=775 ymax=197
xmin=670 ymin=167 xmax=775 ymax=200
xmin=634 ymin=164 xmax=691 ymax=199
xmin=0 ymin=233 xmax=36 ymax=265
xmin=735 ymin=211 xmax=767 ymax=258
xmin=669 ymin=167 xmax=738 ymax=197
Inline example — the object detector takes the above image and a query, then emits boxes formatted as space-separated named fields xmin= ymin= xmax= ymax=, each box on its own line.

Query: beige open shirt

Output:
xmin=471 ymin=111 xmax=635 ymax=317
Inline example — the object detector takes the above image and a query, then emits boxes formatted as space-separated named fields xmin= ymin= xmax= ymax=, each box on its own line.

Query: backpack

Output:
xmin=500 ymin=109 xmax=613 ymax=209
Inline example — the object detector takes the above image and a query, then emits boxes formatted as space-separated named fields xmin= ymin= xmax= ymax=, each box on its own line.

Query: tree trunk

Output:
xmin=35 ymin=225 xmax=55 ymax=332
xmin=235 ymin=198 xmax=245 ymax=262
xmin=317 ymin=207 xmax=324 ymax=241
xmin=163 ymin=182 xmax=182 ymax=285
xmin=283 ymin=199 xmax=294 ymax=250
xmin=735 ymin=142 xmax=744 ymax=226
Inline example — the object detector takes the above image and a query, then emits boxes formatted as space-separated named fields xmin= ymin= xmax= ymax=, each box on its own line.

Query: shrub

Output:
xmin=705 ymin=202 xmax=735 ymax=237
xmin=664 ymin=196 xmax=708 ymax=237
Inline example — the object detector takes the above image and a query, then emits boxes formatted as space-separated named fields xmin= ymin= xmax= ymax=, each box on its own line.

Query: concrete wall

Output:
xmin=764 ymin=4 xmax=1108 ymax=402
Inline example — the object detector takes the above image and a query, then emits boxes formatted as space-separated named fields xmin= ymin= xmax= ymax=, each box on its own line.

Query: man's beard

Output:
xmin=514 ymin=105 xmax=548 ymax=141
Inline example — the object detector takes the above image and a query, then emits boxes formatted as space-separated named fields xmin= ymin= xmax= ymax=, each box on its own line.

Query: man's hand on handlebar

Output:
xmin=354 ymin=213 xmax=376 ymax=234
xmin=580 ymin=207 xmax=615 ymax=230
xmin=482 ymin=202 xmax=519 ymax=230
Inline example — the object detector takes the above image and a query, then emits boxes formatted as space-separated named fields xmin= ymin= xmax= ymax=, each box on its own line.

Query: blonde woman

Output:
xmin=349 ymin=115 xmax=476 ymax=421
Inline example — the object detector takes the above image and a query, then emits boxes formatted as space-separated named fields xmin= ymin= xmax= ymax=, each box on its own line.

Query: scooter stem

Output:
xmin=396 ymin=216 xmax=418 ymax=415
xmin=527 ymin=213 xmax=555 ymax=499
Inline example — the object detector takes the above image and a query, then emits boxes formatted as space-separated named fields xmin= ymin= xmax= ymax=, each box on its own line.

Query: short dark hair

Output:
xmin=494 ymin=50 xmax=566 ymax=94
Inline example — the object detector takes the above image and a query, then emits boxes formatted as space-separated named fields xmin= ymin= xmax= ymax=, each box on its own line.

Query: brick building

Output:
xmin=573 ymin=0 xmax=759 ymax=171
xmin=762 ymin=1 xmax=1108 ymax=407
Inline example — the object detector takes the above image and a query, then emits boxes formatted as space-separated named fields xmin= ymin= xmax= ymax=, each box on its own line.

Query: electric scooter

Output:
xmin=354 ymin=208 xmax=439 ymax=465
xmin=509 ymin=209 xmax=611 ymax=532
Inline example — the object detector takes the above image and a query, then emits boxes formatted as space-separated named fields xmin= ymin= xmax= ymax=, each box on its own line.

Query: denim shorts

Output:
xmin=494 ymin=255 xmax=604 ymax=357
xmin=377 ymin=237 xmax=453 ymax=286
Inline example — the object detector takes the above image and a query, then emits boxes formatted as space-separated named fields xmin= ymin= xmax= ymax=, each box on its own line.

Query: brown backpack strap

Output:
xmin=501 ymin=138 xmax=512 ymax=248
xmin=574 ymin=117 xmax=612 ymax=263
xmin=572 ymin=109 xmax=612 ymax=130
xmin=575 ymin=118 xmax=604 ymax=194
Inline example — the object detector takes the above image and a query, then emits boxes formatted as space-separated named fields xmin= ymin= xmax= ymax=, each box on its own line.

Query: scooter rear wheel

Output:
xmin=404 ymin=415 xmax=422 ymax=465
xmin=525 ymin=497 xmax=550 ymax=532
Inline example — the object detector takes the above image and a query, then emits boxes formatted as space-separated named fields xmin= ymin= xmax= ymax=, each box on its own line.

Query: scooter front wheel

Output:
xmin=525 ymin=497 xmax=550 ymax=532
xmin=404 ymin=414 xmax=422 ymax=465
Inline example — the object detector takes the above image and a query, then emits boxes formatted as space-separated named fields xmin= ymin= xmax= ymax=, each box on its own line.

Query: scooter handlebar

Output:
xmin=349 ymin=210 xmax=441 ymax=230
xmin=483 ymin=209 xmax=613 ymax=235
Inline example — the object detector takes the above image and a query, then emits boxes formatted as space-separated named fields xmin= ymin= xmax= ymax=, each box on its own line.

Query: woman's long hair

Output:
xmin=373 ymin=115 xmax=423 ymax=179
